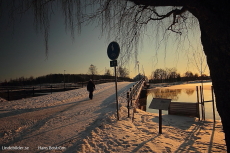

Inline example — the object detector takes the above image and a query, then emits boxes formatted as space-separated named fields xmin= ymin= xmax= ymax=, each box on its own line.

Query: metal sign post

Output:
xmin=107 ymin=41 xmax=120 ymax=120
xmin=159 ymin=109 xmax=162 ymax=134
xmin=114 ymin=66 xmax=119 ymax=120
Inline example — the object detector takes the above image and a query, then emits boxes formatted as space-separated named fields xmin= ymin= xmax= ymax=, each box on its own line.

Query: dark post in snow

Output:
xmin=127 ymin=92 xmax=130 ymax=118
xmin=107 ymin=41 xmax=120 ymax=120
xmin=159 ymin=109 xmax=162 ymax=134
xmin=196 ymin=86 xmax=200 ymax=121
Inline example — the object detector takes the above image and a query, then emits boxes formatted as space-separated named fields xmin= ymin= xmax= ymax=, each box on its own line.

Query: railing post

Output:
xmin=202 ymin=86 xmax=205 ymax=120
xmin=200 ymin=86 xmax=204 ymax=120
xmin=51 ymin=85 xmax=52 ymax=94
xmin=127 ymin=92 xmax=130 ymax=118
xmin=33 ymin=87 xmax=34 ymax=97
xmin=130 ymin=88 xmax=132 ymax=106
xmin=196 ymin=86 xmax=200 ymax=121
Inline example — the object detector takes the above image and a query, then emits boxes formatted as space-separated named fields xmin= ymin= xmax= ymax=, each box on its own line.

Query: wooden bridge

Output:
xmin=126 ymin=77 xmax=147 ymax=121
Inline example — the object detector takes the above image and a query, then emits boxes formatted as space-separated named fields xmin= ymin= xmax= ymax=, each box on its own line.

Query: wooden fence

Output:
xmin=0 ymin=79 xmax=119 ymax=101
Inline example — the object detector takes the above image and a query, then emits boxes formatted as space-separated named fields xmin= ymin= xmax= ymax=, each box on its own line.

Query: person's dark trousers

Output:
xmin=89 ymin=91 xmax=93 ymax=99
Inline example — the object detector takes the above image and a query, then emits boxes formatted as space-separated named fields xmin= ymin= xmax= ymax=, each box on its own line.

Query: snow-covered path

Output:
xmin=0 ymin=82 xmax=134 ymax=152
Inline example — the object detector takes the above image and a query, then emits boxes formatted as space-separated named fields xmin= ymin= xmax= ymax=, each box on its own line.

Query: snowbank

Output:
xmin=78 ymin=85 xmax=226 ymax=153
xmin=0 ymin=82 xmax=115 ymax=110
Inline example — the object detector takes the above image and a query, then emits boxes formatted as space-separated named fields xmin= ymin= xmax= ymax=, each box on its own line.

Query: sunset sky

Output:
xmin=0 ymin=3 xmax=209 ymax=82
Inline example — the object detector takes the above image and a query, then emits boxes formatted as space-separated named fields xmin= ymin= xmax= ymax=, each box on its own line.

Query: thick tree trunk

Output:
xmin=200 ymin=26 xmax=230 ymax=152
xmin=187 ymin=3 xmax=230 ymax=151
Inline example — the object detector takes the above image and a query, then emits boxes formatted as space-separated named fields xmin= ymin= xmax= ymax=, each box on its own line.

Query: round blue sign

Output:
xmin=107 ymin=41 xmax=120 ymax=60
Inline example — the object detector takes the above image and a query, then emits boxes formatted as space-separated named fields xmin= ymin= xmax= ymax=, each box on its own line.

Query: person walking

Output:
xmin=87 ymin=79 xmax=95 ymax=99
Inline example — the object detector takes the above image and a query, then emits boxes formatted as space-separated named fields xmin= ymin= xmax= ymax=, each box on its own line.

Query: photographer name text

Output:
xmin=38 ymin=146 xmax=66 ymax=150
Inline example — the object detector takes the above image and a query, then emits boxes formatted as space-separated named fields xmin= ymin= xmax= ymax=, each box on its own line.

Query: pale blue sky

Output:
xmin=0 ymin=4 xmax=209 ymax=82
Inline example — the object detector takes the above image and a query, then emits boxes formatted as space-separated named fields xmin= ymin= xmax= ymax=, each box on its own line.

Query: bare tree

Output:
xmin=184 ymin=71 xmax=194 ymax=78
xmin=165 ymin=67 xmax=177 ymax=80
xmin=2 ymin=0 xmax=230 ymax=151
xmin=190 ymin=45 xmax=209 ymax=92
xmin=152 ymin=68 xmax=167 ymax=82
xmin=192 ymin=48 xmax=209 ymax=77
xmin=104 ymin=69 xmax=112 ymax=76
xmin=184 ymin=71 xmax=194 ymax=81
xmin=88 ymin=64 xmax=98 ymax=80
xmin=117 ymin=66 xmax=129 ymax=78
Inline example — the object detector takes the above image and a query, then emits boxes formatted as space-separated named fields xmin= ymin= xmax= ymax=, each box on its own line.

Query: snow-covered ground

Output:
xmin=78 ymin=83 xmax=226 ymax=153
xmin=0 ymin=82 xmax=135 ymax=152
xmin=0 ymin=82 xmax=226 ymax=152
xmin=0 ymin=82 xmax=121 ymax=110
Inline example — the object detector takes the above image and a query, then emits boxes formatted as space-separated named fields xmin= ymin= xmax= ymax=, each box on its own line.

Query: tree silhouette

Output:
xmin=2 ymin=0 xmax=230 ymax=151
xmin=184 ymin=71 xmax=194 ymax=81
xmin=117 ymin=66 xmax=129 ymax=78
xmin=104 ymin=69 xmax=112 ymax=76
xmin=88 ymin=64 xmax=98 ymax=80
xmin=152 ymin=68 xmax=167 ymax=82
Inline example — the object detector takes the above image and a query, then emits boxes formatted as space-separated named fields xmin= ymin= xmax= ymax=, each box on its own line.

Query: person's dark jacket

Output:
xmin=87 ymin=81 xmax=95 ymax=92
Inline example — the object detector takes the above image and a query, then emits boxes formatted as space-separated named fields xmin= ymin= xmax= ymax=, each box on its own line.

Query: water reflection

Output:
xmin=147 ymin=88 xmax=196 ymax=101
xmin=184 ymin=89 xmax=195 ymax=96
xmin=138 ymin=84 xmax=220 ymax=120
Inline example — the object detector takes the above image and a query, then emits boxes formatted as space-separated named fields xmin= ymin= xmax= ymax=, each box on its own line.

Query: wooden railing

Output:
xmin=126 ymin=78 xmax=146 ymax=121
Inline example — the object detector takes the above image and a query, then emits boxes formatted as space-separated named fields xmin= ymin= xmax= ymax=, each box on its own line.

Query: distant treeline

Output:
xmin=1 ymin=74 xmax=132 ymax=86
xmin=1 ymin=69 xmax=210 ymax=86
xmin=149 ymin=68 xmax=210 ymax=83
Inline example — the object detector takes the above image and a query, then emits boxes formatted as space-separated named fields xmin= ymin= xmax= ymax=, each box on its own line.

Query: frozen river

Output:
xmin=146 ymin=82 xmax=221 ymax=120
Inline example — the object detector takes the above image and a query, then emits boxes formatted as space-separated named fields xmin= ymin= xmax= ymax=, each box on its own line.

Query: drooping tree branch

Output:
xmin=134 ymin=6 xmax=187 ymax=25
xmin=1 ymin=0 xmax=193 ymax=60
xmin=129 ymin=0 xmax=195 ymax=7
